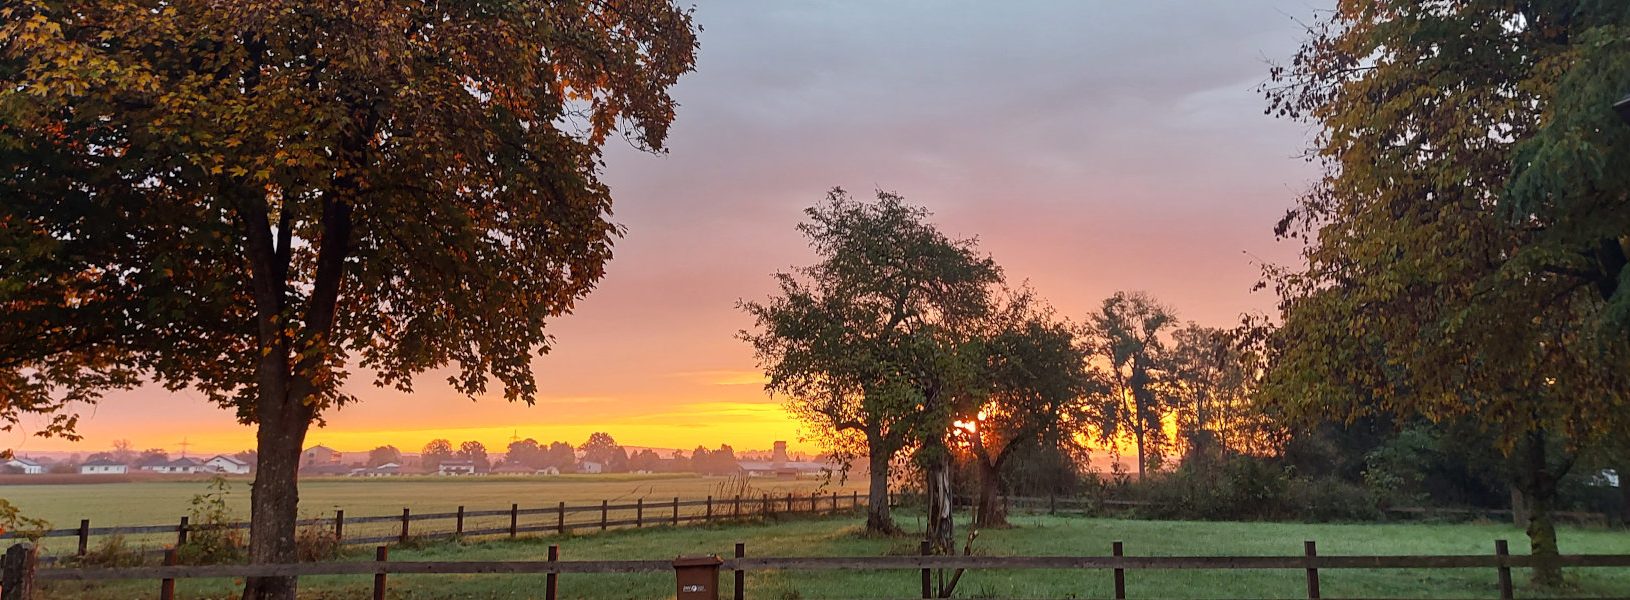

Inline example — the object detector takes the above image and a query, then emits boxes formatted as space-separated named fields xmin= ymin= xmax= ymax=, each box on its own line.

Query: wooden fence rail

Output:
xmin=5 ymin=538 xmax=1629 ymax=600
xmin=0 ymin=490 xmax=867 ymax=562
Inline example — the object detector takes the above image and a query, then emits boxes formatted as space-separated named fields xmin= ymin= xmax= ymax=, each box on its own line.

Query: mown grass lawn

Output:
xmin=36 ymin=511 xmax=1630 ymax=599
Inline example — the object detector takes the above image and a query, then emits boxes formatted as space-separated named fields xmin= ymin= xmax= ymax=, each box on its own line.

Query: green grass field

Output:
xmin=34 ymin=511 xmax=1630 ymax=599
xmin=2 ymin=474 xmax=861 ymax=529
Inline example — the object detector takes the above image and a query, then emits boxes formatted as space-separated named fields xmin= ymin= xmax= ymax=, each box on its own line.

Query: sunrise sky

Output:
xmin=7 ymin=1 xmax=1325 ymax=457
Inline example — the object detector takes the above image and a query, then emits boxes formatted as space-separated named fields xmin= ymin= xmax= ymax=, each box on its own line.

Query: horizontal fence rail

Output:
xmin=7 ymin=538 xmax=1630 ymax=600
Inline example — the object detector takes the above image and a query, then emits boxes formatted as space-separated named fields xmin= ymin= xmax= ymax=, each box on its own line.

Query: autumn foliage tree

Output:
xmin=741 ymin=188 xmax=1001 ymax=541
xmin=0 ymin=2 xmax=696 ymax=598
xmin=1260 ymin=0 xmax=1630 ymax=586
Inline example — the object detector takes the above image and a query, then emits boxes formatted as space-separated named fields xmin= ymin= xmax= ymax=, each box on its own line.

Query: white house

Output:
xmin=437 ymin=460 xmax=478 ymax=476
xmin=79 ymin=458 xmax=128 ymax=475
xmin=204 ymin=455 xmax=251 ymax=475
xmin=576 ymin=461 xmax=603 ymax=474
xmin=2 ymin=457 xmax=44 ymax=475
xmin=154 ymin=457 xmax=205 ymax=474
xmin=355 ymin=462 xmax=401 ymax=477
xmin=537 ymin=466 xmax=561 ymax=476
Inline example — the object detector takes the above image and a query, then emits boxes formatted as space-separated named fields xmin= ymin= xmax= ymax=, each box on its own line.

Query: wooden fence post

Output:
xmin=159 ymin=547 xmax=177 ymax=600
xmin=636 ymin=499 xmax=644 ymax=528
xmin=1304 ymin=540 xmax=1320 ymax=599
xmin=334 ymin=510 xmax=345 ymax=543
xmin=785 ymin=493 xmax=793 ymax=514
xmin=77 ymin=519 xmax=89 ymax=557
xmin=400 ymin=508 xmax=410 ymax=543
xmin=456 ymin=506 xmax=465 ymax=536
xmin=557 ymin=501 xmax=566 ymax=535
xmin=372 ymin=545 xmax=388 ymax=600
xmin=1112 ymin=540 xmax=1125 ymax=600
xmin=733 ymin=541 xmax=746 ymax=600
xmin=1 ymin=542 xmax=37 ymax=600
xmin=852 ymin=490 xmax=859 ymax=510
xmin=546 ymin=544 xmax=559 ymax=600
xmin=734 ymin=495 xmax=742 ymax=518
xmin=1495 ymin=539 xmax=1514 ymax=600
xmin=600 ymin=500 xmax=608 ymax=531
xmin=920 ymin=540 xmax=931 ymax=599
xmin=810 ymin=492 xmax=818 ymax=514
xmin=510 ymin=503 xmax=519 ymax=538
xmin=762 ymin=494 xmax=770 ymax=518
xmin=706 ymin=496 xmax=713 ymax=522
xmin=176 ymin=516 xmax=189 ymax=547
xmin=673 ymin=497 xmax=680 ymax=526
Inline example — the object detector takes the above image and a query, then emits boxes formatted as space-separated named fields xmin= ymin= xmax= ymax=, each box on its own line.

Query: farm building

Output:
xmin=204 ymin=454 xmax=252 ymax=474
xmin=737 ymin=441 xmax=827 ymax=479
xmin=353 ymin=462 xmax=401 ymax=477
xmin=301 ymin=445 xmax=342 ymax=468
xmin=153 ymin=457 xmax=205 ymax=474
xmin=437 ymin=460 xmax=479 ymax=476
xmin=2 ymin=457 xmax=44 ymax=474
xmin=576 ymin=461 xmax=604 ymax=474
xmin=491 ymin=463 xmax=536 ymax=475
xmin=78 ymin=459 xmax=128 ymax=475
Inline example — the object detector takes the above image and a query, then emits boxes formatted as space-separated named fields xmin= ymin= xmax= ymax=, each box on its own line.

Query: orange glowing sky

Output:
xmin=6 ymin=1 xmax=1325 ymax=457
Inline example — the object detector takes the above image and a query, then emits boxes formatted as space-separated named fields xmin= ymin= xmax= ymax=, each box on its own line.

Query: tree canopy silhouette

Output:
xmin=0 ymin=2 xmax=696 ymax=597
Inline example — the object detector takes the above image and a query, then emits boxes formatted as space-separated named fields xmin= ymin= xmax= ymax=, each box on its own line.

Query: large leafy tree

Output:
xmin=1260 ymin=0 xmax=1630 ymax=586
xmin=1166 ymin=324 xmax=1271 ymax=460
xmin=1086 ymin=291 xmax=1178 ymax=479
xmin=0 ymin=2 xmax=696 ymax=597
xmin=963 ymin=292 xmax=1097 ymax=528
xmin=741 ymin=188 xmax=1001 ymax=538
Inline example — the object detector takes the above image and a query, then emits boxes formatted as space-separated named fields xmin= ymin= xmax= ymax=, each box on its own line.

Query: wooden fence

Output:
xmin=6 ymin=537 xmax=1629 ymax=600
xmin=988 ymin=496 xmax=1612 ymax=525
xmin=0 ymin=491 xmax=866 ymax=561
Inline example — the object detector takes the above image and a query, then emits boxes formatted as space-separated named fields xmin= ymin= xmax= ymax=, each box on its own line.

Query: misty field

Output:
xmin=35 ymin=512 xmax=1630 ymax=599
xmin=2 ymin=473 xmax=862 ymax=530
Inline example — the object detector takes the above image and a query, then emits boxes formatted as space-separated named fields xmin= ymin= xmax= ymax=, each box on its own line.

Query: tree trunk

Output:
xmin=1519 ymin=433 xmax=1562 ymax=588
xmin=241 ymin=415 xmax=310 ymax=599
xmin=1510 ymin=486 xmax=1529 ymax=529
xmin=864 ymin=429 xmax=899 ymax=535
xmin=974 ymin=458 xmax=1006 ymax=528
xmin=1616 ymin=462 xmax=1630 ymax=526
xmin=924 ymin=448 xmax=954 ymax=554
xmin=1134 ymin=427 xmax=1146 ymax=481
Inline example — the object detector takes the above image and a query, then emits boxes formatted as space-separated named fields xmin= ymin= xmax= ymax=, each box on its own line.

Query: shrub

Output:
xmin=296 ymin=520 xmax=344 ymax=562
xmin=69 ymin=534 xmax=150 ymax=568
xmin=1287 ymin=476 xmax=1382 ymax=522
xmin=176 ymin=476 xmax=246 ymax=565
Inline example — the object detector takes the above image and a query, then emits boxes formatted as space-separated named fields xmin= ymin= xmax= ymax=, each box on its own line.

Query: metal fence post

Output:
xmin=372 ymin=545 xmax=388 ymax=600
xmin=1 ymin=543 xmax=38 ymax=600
xmin=1304 ymin=540 xmax=1320 ymax=599
xmin=1495 ymin=539 xmax=1514 ymax=600
xmin=1112 ymin=540 xmax=1125 ymax=600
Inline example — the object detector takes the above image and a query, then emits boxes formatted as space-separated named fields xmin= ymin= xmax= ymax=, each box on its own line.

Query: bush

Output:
xmin=176 ymin=476 xmax=246 ymax=565
xmin=296 ymin=520 xmax=344 ymax=562
xmin=1129 ymin=455 xmax=1380 ymax=522
xmin=69 ymin=534 xmax=150 ymax=568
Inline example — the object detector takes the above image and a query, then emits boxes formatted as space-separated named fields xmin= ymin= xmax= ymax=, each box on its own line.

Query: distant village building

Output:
xmin=204 ymin=455 xmax=252 ymax=475
xmin=492 ymin=463 xmax=536 ymax=476
xmin=737 ymin=441 xmax=826 ymax=479
xmin=301 ymin=445 xmax=342 ymax=468
xmin=355 ymin=462 xmax=402 ymax=477
xmin=79 ymin=458 xmax=128 ymax=475
xmin=153 ymin=457 xmax=205 ymax=474
xmin=576 ymin=461 xmax=604 ymax=474
xmin=437 ymin=460 xmax=478 ymax=476
xmin=538 ymin=466 xmax=561 ymax=476
xmin=2 ymin=457 xmax=44 ymax=475
xmin=136 ymin=456 xmax=172 ymax=472
xmin=302 ymin=463 xmax=353 ymax=477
